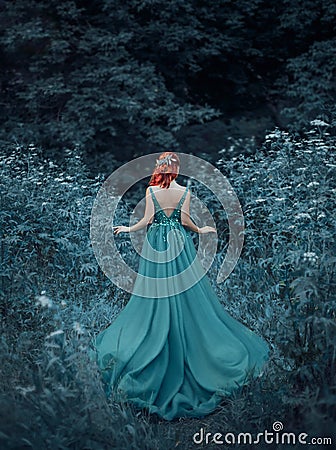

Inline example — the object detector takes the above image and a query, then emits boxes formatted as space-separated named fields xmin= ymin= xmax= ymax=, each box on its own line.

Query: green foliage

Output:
xmin=215 ymin=123 xmax=336 ymax=432
xmin=1 ymin=121 xmax=335 ymax=447
xmin=1 ymin=0 xmax=335 ymax=159
xmin=0 ymin=0 xmax=220 ymax=156
xmin=0 ymin=318 xmax=161 ymax=449
xmin=277 ymin=38 xmax=336 ymax=129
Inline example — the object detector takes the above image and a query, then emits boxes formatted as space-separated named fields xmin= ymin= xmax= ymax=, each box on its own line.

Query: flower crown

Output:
xmin=155 ymin=154 xmax=177 ymax=167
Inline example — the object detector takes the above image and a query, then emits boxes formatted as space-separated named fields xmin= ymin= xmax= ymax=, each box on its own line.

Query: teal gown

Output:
xmin=90 ymin=186 xmax=270 ymax=420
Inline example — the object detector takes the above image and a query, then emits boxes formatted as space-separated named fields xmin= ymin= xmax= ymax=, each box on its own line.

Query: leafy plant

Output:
xmin=1 ymin=122 xmax=335 ymax=448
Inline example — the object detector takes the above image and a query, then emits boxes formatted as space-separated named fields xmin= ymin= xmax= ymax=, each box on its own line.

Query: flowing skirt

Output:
xmin=90 ymin=223 xmax=270 ymax=420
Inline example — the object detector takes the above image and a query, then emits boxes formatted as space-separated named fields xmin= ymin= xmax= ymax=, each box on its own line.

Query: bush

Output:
xmin=1 ymin=123 xmax=335 ymax=448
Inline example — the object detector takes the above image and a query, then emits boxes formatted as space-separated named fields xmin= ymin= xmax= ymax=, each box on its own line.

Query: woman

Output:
xmin=91 ymin=151 xmax=269 ymax=421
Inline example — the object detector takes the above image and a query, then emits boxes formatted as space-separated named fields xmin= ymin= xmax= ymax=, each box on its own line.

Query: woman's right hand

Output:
xmin=199 ymin=226 xmax=216 ymax=234
xmin=113 ymin=225 xmax=130 ymax=235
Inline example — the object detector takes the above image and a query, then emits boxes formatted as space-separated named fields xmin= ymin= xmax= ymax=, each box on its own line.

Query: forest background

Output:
xmin=0 ymin=1 xmax=335 ymax=449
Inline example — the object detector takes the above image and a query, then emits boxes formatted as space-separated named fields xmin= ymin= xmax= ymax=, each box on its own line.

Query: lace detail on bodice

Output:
xmin=149 ymin=186 xmax=189 ymax=227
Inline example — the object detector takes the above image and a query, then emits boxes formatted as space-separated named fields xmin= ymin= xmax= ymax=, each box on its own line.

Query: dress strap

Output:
xmin=149 ymin=185 xmax=189 ymax=211
xmin=149 ymin=186 xmax=161 ymax=211
xmin=176 ymin=186 xmax=189 ymax=210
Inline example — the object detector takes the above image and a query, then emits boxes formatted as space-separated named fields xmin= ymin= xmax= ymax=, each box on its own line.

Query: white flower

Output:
xmin=256 ymin=198 xmax=267 ymax=203
xmin=265 ymin=130 xmax=281 ymax=140
xmin=317 ymin=212 xmax=326 ymax=220
xmin=35 ymin=295 xmax=53 ymax=308
xmin=310 ymin=119 xmax=329 ymax=127
xmin=307 ymin=181 xmax=319 ymax=188
xmin=303 ymin=251 xmax=317 ymax=258
xmin=303 ymin=252 xmax=318 ymax=264
xmin=73 ymin=322 xmax=85 ymax=335
xmin=295 ymin=213 xmax=312 ymax=220
xmin=274 ymin=197 xmax=285 ymax=201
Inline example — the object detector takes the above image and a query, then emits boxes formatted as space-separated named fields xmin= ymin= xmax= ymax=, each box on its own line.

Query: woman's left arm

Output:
xmin=113 ymin=188 xmax=154 ymax=235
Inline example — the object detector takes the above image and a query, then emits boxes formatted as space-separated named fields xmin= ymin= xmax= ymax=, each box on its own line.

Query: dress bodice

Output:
xmin=149 ymin=186 xmax=189 ymax=227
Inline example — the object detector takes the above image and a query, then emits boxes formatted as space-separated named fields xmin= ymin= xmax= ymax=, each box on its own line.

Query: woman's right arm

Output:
xmin=181 ymin=191 xmax=216 ymax=234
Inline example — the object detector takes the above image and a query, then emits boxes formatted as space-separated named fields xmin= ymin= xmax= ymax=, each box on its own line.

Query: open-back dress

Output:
xmin=90 ymin=185 xmax=269 ymax=420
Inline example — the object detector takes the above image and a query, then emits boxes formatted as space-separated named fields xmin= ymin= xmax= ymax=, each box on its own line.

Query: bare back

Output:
xmin=150 ymin=182 xmax=187 ymax=217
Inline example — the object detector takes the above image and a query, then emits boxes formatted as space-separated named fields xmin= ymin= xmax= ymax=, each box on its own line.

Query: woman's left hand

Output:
xmin=113 ymin=225 xmax=130 ymax=235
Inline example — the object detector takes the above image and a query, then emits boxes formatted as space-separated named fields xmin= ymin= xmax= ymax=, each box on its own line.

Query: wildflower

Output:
xmin=307 ymin=181 xmax=319 ymax=188
xmin=295 ymin=213 xmax=311 ymax=220
xmin=35 ymin=294 xmax=53 ymax=308
xmin=256 ymin=198 xmax=267 ymax=203
xmin=265 ymin=130 xmax=281 ymax=140
xmin=310 ymin=119 xmax=329 ymax=127
xmin=303 ymin=252 xmax=318 ymax=264
xmin=73 ymin=322 xmax=85 ymax=335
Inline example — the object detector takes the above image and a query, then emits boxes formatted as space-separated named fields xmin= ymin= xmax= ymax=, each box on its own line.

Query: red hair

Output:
xmin=148 ymin=152 xmax=180 ymax=189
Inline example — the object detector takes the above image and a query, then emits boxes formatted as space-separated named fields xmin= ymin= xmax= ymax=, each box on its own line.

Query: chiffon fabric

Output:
xmin=90 ymin=186 xmax=269 ymax=420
